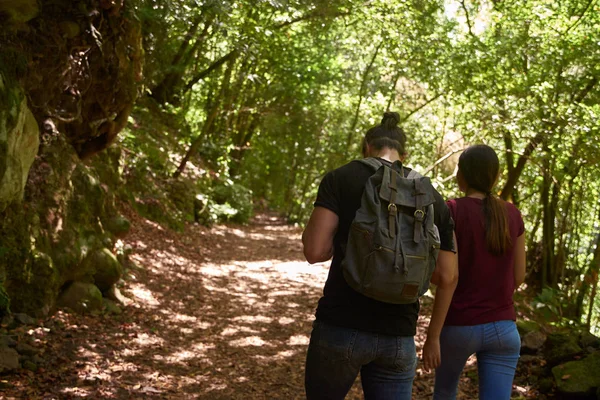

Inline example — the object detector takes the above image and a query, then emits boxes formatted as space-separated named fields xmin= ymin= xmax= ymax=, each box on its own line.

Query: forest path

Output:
xmin=5 ymin=211 xmax=478 ymax=399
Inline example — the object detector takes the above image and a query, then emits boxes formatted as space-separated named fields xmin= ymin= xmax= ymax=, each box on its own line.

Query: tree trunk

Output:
xmin=173 ymin=56 xmax=235 ymax=178
xmin=151 ymin=15 xmax=214 ymax=104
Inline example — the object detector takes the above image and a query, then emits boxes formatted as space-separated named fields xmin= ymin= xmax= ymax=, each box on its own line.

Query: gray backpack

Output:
xmin=342 ymin=158 xmax=441 ymax=304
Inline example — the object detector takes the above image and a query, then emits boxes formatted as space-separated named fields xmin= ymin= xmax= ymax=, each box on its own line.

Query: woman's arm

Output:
xmin=514 ymin=233 xmax=526 ymax=287
xmin=302 ymin=206 xmax=339 ymax=264
xmin=423 ymin=232 xmax=459 ymax=372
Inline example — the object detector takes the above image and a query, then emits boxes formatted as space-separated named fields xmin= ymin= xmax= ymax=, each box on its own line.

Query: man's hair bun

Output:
xmin=381 ymin=112 xmax=400 ymax=129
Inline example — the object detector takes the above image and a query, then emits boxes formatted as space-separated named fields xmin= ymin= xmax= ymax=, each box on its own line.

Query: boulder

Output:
xmin=104 ymin=215 xmax=131 ymax=239
xmin=517 ymin=319 xmax=542 ymax=335
xmin=0 ymin=0 xmax=39 ymax=24
xmin=544 ymin=332 xmax=583 ymax=366
xmin=0 ymin=347 xmax=19 ymax=373
xmin=521 ymin=331 xmax=547 ymax=354
xmin=13 ymin=313 xmax=35 ymax=325
xmin=57 ymin=282 xmax=103 ymax=314
xmin=15 ymin=342 xmax=38 ymax=357
xmin=0 ymin=335 xmax=16 ymax=348
xmin=580 ymin=331 xmax=600 ymax=349
xmin=0 ymin=76 xmax=40 ymax=212
xmin=552 ymin=352 xmax=600 ymax=398
xmin=102 ymin=298 xmax=122 ymax=315
xmin=84 ymin=248 xmax=122 ymax=292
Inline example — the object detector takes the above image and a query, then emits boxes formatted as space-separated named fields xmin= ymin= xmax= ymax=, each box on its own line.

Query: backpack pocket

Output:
xmin=343 ymin=222 xmax=430 ymax=304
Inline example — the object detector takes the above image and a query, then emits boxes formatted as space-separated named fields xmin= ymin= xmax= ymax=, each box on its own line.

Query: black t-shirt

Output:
xmin=313 ymin=158 xmax=455 ymax=336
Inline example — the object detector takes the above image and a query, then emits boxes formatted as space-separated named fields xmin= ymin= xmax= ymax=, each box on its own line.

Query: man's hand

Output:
xmin=422 ymin=336 xmax=441 ymax=373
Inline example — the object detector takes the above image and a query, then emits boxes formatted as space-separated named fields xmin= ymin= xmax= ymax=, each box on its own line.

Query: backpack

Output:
xmin=342 ymin=158 xmax=441 ymax=304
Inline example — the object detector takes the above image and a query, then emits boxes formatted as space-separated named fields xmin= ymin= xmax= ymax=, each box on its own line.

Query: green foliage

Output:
xmin=210 ymin=180 xmax=253 ymax=224
xmin=128 ymin=0 xmax=600 ymax=331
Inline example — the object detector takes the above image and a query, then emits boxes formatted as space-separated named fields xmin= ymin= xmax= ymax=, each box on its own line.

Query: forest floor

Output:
xmin=4 ymin=211 xmax=529 ymax=399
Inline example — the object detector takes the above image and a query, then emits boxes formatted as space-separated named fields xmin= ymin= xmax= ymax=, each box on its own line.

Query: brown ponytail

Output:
xmin=459 ymin=145 xmax=512 ymax=255
xmin=483 ymin=194 xmax=512 ymax=255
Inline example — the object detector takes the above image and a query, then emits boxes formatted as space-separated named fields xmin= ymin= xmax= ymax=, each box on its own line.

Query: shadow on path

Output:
xmin=4 ymin=211 xmax=483 ymax=399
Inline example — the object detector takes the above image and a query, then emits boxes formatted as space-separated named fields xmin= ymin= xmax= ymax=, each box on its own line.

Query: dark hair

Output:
xmin=458 ymin=144 xmax=511 ymax=255
xmin=362 ymin=112 xmax=407 ymax=156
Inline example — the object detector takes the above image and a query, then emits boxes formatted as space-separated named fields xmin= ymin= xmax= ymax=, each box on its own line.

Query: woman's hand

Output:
xmin=422 ymin=336 xmax=441 ymax=373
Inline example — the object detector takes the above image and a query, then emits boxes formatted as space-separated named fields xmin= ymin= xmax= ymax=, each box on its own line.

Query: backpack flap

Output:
xmin=378 ymin=168 xmax=435 ymax=208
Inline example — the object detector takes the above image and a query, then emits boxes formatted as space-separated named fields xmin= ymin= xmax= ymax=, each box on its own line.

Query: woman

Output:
xmin=302 ymin=112 xmax=458 ymax=400
xmin=433 ymin=144 xmax=526 ymax=400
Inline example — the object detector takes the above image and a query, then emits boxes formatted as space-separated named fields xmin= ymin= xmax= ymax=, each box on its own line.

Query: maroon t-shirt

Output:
xmin=445 ymin=197 xmax=525 ymax=326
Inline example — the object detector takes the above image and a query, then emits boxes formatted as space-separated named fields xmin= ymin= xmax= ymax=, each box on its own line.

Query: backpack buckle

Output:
xmin=388 ymin=203 xmax=398 ymax=214
xmin=414 ymin=209 xmax=425 ymax=221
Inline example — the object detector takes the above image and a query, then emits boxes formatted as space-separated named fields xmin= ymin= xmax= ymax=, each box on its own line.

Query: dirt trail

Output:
xmin=4 ymin=212 xmax=481 ymax=399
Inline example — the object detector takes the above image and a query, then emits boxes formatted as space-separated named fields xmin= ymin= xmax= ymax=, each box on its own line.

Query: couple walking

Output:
xmin=302 ymin=112 xmax=526 ymax=400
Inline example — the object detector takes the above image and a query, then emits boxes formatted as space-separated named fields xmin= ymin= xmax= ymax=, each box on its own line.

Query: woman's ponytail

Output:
xmin=483 ymin=193 xmax=512 ymax=255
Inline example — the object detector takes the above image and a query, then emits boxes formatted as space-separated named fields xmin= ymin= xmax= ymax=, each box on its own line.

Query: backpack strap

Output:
xmin=357 ymin=157 xmax=384 ymax=171
xmin=388 ymin=169 xmax=398 ymax=239
xmin=406 ymin=168 xmax=427 ymax=244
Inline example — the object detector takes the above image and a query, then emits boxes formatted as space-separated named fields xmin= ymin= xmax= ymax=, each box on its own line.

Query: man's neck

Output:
xmin=368 ymin=148 xmax=401 ymax=162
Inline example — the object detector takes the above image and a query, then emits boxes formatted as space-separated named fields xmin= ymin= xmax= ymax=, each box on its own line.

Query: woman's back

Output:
xmin=445 ymin=197 xmax=524 ymax=326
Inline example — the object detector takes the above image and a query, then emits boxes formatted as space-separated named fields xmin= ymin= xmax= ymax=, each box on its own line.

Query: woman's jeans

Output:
xmin=434 ymin=320 xmax=521 ymax=400
xmin=305 ymin=320 xmax=416 ymax=400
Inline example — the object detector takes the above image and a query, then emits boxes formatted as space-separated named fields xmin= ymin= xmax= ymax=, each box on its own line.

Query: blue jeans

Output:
xmin=434 ymin=320 xmax=521 ymax=400
xmin=305 ymin=320 xmax=416 ymax=400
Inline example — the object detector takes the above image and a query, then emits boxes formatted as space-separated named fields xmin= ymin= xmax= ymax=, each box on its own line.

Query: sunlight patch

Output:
xmin=133 ymin=332 xmax=165 ymax=347
xmin=288 ymin=335 xmax=309 ymax=346
xmin=232 ymin=315 xmax=272 ymax=324
xmin=229 ymin=336 xmax=269 ymax=347
xmin=129 ymin=283 xmax=161 ymax=306
xmin=278 ymin=317 xmax=295 ymax=325
xmin=170 ymin=313 xmax=197 ymax=323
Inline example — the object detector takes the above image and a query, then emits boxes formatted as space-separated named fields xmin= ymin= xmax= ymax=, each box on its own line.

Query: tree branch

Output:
xmin=273 ymin=9 xmax=351 ymax=30
xmin=183 ymin=50 xmax=239 ymax=93
xmin=564 ymin=0 xmax=598 ymax=35
xmin=400 ymin=93 xmax=442 ymax=122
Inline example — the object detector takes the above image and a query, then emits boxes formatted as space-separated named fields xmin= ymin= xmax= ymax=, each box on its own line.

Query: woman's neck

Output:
xmin=465 ymin=188 xmax=486 ymax=199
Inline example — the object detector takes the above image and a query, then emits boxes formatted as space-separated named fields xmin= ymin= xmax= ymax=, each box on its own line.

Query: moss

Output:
xmin=552 ymin=353 xmax=600 ymax=397
xmin=517 ymin=320 xmax=542 ymax=335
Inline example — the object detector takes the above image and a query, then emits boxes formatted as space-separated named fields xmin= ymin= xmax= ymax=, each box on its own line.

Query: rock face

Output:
xmin=0 ymin=0 xmax=142 ymax=317
xmin=0 ymin=77 xmax=39 ymax=212
xmin=552 ymin=352 xmax=600 ymax=398
xmin=57 ymin=282 xmax=103 ymax=314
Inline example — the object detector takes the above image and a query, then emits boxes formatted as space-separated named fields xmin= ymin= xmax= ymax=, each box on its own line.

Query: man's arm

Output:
xmin=302 ymin=206 xmax=339 ymax=264
xmin=423 ymin=232 xmax=459 ymax=372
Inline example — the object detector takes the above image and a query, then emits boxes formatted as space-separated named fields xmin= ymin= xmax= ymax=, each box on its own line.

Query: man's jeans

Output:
xmin=305 ymin=320 xmax=416 ymax=400
xmin=433 ymin=320 xmax=521 ymax=400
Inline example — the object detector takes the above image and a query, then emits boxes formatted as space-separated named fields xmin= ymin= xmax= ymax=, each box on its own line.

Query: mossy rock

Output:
xmin=103 ymin=215 xmax=131 ymax=239
xmin=5 ymin=251 xmax=60 ymax=317
xmin=544 ymin=332 xmax=583 ymax=366
xmin=57 ymin=282 xmax=103 ymax=314
xmin=517 ymin=320 xmax=542 ymax=335
xmin=84 ymin=248 xmax=122 ymax=292
xmin=552 ymin=352 xmax=600 ymax=398
xmin=0 ymin=0 xmax=39 ymax=24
